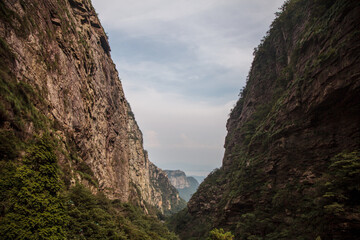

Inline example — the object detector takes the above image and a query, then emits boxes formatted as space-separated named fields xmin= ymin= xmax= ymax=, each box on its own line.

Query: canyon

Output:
xmin=0 ymin=0 xmax=359 ymax=239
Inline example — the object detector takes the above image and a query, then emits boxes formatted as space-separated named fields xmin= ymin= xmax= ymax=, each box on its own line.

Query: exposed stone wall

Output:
xmin=0 ymin=0 xmax=182 ymax=213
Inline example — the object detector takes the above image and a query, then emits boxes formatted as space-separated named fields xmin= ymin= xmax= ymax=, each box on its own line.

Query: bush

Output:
xmin=207 ymin=228 xmax=234 ymax=240
xmin=0 ymin=136 xmax=68 ymax=239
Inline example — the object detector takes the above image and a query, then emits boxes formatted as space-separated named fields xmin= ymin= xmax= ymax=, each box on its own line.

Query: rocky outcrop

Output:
xmin=171 ymin=0 xmax=360 ymax=239
xmin=0 ymin=0 xmax=182 ymax=214
xmin=165 ymin=170 xmax=190 ymax=189
xmin=165 ymin=170 xmax=200 ymax=201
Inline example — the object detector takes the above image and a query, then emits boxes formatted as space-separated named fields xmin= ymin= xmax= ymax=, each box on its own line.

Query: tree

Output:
xmin=321 ymin=151 xmax=360 ymax=237
xmin=0 ymin=136 xmax=68 ymax=239
xmin=208 ymin=228 xmax=234 ymax=240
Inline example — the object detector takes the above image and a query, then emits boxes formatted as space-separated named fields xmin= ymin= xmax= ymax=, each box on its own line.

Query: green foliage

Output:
xmin=320 ymin=151 xmax=360 ymax=236
xmin=325 ymin=152 xmax=360 ymax=194
xmin=229 ymin=151 xmax=360 ymax=239
xmin=0 ymin=160 xmax=16 ymax=219
xmin=241 ymin=103 xmax=272 ymax=146
xmin=76 ymin=161 xmax=98 ymax=187
xmin=207 ymin=228 xmax=234 ymax=240
xmin=0 ymin=77 xmax=47 ymax=131
xmin=65 ymin=185 xmax=179 ymax=240
xmin=0 ymin=136 xmax=68 ymax=239
xmin=65 ymin=184 xmax=124 ymax=239
xmin=0 ymin=135 xmax=179 ymax=239
xmin=167 ymin=207 xmax=211 ymax=240
xmin=0 ymin=36 xmax=47 ymax=132
xmin=164 ymin=197 xmax=187 ymax=216
xmin=0 ymin=130 xmax=21 ymax=161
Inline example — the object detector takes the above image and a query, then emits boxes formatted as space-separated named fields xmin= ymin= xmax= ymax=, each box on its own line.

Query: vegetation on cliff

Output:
xmin=0 ymin=0 xmax=182 ymax=238
xmin=0 ymin=38 xmax=178 ymax=238
xmin=169 ymin=0 xmax=360 ymax=239
xmin=0 ymin=136 xmax=179 ymax=239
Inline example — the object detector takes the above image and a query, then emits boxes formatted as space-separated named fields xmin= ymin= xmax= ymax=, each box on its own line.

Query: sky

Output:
xmin=92 ymin=0 xmax=285 ymax=177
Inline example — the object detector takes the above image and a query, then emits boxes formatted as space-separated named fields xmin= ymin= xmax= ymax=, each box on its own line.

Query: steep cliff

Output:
xmin=165 ymin=170 xmax=200 ymax=202
xmin=170 ymin=0 xmax=360 ymax=239
xmin=0 ymin=0 xmax=182 ymax=216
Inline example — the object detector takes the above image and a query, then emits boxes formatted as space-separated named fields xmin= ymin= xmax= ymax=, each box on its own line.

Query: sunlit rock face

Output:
xmin=0 ymin=0 xmax=183 ymax=213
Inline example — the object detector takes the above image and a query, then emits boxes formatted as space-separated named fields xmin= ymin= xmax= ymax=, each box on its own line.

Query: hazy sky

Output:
xmin=92 ymin=0 xmax=285 ymax=176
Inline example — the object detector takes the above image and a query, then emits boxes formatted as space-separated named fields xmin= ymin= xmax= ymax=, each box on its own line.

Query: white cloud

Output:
xmin=117 ymin=60 xmax=182 ymax=86
xmin=94 ymin=0 xmax=227 ymax=34
xmin=94 ymin=0 xmax=285 ymax=71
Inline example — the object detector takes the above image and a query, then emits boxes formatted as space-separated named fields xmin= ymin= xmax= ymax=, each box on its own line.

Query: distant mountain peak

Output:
xmin=165 ymin=170 xmax=199 ymax=201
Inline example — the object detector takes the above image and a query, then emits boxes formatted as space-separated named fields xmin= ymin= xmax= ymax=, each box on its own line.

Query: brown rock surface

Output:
xmin=0 ymin=0 xmax=182 ymax=213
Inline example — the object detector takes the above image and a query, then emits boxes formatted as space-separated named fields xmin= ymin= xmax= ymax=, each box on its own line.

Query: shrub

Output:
xmin=0 ymin=136 xmax=68 ymax=239
xmin=207 ymin=228 xmax=234 ymax=240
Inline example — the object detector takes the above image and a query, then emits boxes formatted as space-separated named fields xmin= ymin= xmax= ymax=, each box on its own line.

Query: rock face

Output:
xmin=171 ymin=0 xmax=360 ymax=239
xmin=165 ymin=170 xmax=200 ymax=201
xmin=150 ymin=164 xmax=187 ymax=214
xmin=0 ymin=0 xmax=182 ymax=214
xmin=165 ymin=170 xmax=189 ymax=189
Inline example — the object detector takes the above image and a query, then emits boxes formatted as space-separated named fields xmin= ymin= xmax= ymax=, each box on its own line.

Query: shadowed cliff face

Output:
xmin=170 ymin=0 xmax=360 ymax=239
xmin=0 ymin=0 xmax=183 ymax=214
